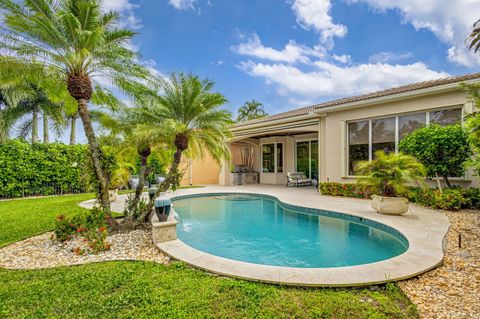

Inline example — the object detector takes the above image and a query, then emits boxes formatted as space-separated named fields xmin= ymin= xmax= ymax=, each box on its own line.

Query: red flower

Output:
xmin=76 ymin=227 xmax=87 ymax=233
xmin=98 ymin=226 xmax=107 ymax=233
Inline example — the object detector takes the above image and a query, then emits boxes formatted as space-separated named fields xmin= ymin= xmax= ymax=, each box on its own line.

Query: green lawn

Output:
xmin=0 ymin=193 xmax=418 ymax=319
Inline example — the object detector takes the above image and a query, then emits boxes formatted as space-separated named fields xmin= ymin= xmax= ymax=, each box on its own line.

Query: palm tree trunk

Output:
xmin=32 ymin=108 xmax=38 ymax=143
xmin=76 ymin=98 xmax=113 ymax=220
xmin=69 ymin=116 xmax=76 ymax=145
xmin=130 ymin=154 xmax=149 ymax=221
xmin=43 ymin=112 xmax=49 ymax=143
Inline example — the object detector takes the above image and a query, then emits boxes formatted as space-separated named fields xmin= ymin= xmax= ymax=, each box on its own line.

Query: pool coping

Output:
xmin=81 ymin=185 xmax=451 ymax=287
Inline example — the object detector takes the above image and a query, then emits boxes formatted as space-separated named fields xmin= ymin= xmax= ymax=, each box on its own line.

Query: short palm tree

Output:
xmin=237 ymin=100 xmax=268 ymax=122
xmin=356 ymin=151 xmax=426 ymax=197
xmin=0 ymin=0 xmax=150 ymax=216
xmin=143 ymin=73 xmax=233 ymax=213
xmin=467 ymin=19 xmax=480 ymax=53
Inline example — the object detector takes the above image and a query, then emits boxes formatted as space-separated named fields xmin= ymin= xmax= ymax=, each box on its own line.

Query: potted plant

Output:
xmin=356 ymin=151 xmax=426 ymax=215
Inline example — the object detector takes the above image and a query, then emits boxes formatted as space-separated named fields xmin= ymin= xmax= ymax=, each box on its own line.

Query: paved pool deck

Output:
xmin=80 ymin=185 xmax=450 ymax=287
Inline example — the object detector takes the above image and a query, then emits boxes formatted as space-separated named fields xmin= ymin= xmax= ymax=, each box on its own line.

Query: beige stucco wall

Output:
xmin=321 ymin=90 xmax=478 ymax=187
xmin=180 ymin=152 xmax=220 ymax=186
xmin=217 ymin=88 xmax=479 ymax=187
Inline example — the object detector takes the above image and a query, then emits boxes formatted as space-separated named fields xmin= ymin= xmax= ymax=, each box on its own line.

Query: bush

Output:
xmin=319 ymin=182 xmax=372 ymax=199
xmin=53 ymin=208 xmax=110 ymax=254
xmin=321 ymin=182 xmax=478 ymax=211
xmin=399 ymin=124 xmax=471 ymax=188
xmin=0 ymin=140 xmax=89 ymax=197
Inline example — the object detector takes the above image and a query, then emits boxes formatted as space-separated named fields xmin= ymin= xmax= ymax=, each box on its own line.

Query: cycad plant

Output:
xmin=356 ymin=151 xmax=426 ymax=197
xmin=0 ymin=0 xmax=151 ymax=216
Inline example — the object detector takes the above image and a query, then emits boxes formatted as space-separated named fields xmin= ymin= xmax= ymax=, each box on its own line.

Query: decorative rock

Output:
xmin=0 ymin=226 xmax=169 ymax=269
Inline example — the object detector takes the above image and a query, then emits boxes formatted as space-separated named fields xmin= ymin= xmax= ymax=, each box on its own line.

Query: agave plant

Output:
xmin=356 ymin=151 xmax=426 ymax=197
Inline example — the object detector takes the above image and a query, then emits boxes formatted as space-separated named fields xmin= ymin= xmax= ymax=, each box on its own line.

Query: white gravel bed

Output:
xmin=0 ymin=228 xmax=169 ymax=269
xmin=399 ymin=210 xmax=480 ymax=319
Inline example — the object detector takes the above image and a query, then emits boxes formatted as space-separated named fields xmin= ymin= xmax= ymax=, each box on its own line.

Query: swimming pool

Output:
xmin=172 ymin=193 xmax=408 ymax=268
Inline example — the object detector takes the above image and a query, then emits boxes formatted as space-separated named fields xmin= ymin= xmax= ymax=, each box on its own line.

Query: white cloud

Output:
xmin=169 ymin=0 xmax=196 ymax=10
xmin=100 ymin=0 xmax=141 ymax=29
xmin=291 ymin=0 xmax=347 ymax=44
xmin=332 ymin=54 xmax=351 ymax=63
xmin=240 ymin=60 xmax=448 ymax=98
xmin=348 ymin=0 xmax=480 ymax=67
xmin=231 ymin=33 xmax=326 ymax=63
xmin=368 ymin=51 xmax=413 ymax=63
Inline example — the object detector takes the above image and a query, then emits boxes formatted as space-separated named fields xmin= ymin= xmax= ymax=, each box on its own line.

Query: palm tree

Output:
xmin=237 ymin=100 xmax=268 ymax=122
xmin=0 ymin=82 xmax=64 ymax=143
xmin=0 ymin=0 xmax=150 ymax=215
xmin=143 ymin=73 xmax=233 ymax=214
xmin=467 ymin=19 xmax=480 ymax=53
xmin=98 ymin=108 xmax=163 ymax=222
xmin=356 ymin=151 xmax=426 ymax=197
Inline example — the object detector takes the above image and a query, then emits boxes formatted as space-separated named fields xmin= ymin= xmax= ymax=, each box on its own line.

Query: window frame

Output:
xmin=345 ymin=106 xmax=463 ymax=177
xmin=260 ymin=142 xmax=284 ymax=174
xmin=295 ymin=139 xmax=319 ymax=179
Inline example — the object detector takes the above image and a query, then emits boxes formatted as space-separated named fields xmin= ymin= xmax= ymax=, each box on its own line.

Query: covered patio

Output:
xmin=219 ymin=112 xmax=323 ymax=186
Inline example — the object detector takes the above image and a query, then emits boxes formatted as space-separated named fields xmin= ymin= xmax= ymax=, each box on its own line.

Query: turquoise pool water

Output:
xmin=173 ymin=194 xmax=408 ymax=268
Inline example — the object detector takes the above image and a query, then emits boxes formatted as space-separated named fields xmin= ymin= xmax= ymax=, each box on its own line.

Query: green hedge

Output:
xmin=319 ymin=182 xmax=480 ymax=211
xmin=0 ymin=140 xmax=90 ymax=198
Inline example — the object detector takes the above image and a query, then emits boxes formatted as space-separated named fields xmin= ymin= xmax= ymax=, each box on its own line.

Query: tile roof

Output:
xmin=234 ymin=72 xmax=480 ymax=128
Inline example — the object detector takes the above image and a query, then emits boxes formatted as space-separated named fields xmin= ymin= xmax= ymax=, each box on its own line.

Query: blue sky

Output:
xmin=79 ymin=0 xmax=480 ymax=142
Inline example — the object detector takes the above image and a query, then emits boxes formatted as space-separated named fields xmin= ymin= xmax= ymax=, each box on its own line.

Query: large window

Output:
xmin=348 ymin=121 xmax=369 ymax=175
xmin=372 ymin=117 xmax=395 ymax=156
xmin=262 ymin=143 xmax=283 ymax=173
xmin=348 ymin=107 xmax=462 ymax=175
xmin=296 ymin=140 xmax=318 ymax=179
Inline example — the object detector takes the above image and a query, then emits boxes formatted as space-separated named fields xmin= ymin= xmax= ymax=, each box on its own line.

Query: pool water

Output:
xmin=173 ymin=194 xmax=408 ymax=268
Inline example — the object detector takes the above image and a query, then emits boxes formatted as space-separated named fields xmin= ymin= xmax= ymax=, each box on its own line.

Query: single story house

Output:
xmin=213 ymin=73 xmax=480 ymax=188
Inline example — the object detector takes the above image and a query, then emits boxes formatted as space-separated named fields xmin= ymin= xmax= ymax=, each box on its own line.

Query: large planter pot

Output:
xmin=108 ymin=189 xmax=118 ymax=202
xmin=371 ymin=195 xmax=409 ymax=215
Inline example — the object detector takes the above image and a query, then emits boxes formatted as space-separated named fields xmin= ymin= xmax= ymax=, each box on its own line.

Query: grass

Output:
xmin=0 ymin=193 xmax=419 ymax=319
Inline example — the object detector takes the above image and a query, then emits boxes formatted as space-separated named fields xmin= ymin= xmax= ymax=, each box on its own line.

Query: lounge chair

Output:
xmin=286 ymin=172 xmax=313 ymax=187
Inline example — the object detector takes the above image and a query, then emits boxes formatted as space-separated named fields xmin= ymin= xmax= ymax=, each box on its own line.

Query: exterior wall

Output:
xmin=321 ymin=90 xmax=479 ymax=187
xmin=180 ymin=152 xmax=220 ymax=186
xmin=218 ymin=87 xmax=479 ymax=187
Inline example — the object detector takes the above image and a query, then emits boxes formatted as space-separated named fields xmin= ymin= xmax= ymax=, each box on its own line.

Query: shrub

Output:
xmin=399 ymin=124 xmax=471 ymax=188
xmin=321 ymin=182 xmax=479 ymax=211
xmin=53 ymin=208 xmax=110 ymax=254
xmin=319 ymin=182 xmax=372 ymax=199
xmin=0 ymin=140 xmax=90 ymax=198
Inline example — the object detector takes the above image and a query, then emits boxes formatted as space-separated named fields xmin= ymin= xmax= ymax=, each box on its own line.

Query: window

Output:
xmin=276 ymin=143 xmax=283 ymax=173
xmin=347 ymin=107 xmax=462 ymax=175
xmin=430 ymin=108 xmax=462 ymax=126
xmin=348 ymin=121 xmax=369 ymax=175
xmin=262 ymin=143 xmax=283 ymax=173
xmin=296 ymin=140 xmax=318 ymax=179
xmin=372 ymin=117 xmax=395 ymax=156
xmin=262 ymin=144 xmax=275 ymax=173
xmin=399 ymin=113 xmax=426 ymax=140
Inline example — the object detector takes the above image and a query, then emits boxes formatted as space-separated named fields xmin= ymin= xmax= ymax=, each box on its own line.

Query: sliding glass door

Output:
xmin=296 ymin=140 xmax=318 ymax=179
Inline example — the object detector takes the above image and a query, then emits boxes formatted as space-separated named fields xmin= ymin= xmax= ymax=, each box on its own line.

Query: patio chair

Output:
xmin=286 ymin=172 xmax=313 ymax=187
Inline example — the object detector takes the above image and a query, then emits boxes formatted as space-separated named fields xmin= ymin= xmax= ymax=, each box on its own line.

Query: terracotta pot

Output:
xmin=371 ymin=195 xmax=409 ymax=215
xmin=108 ymin=189 xmax=118 ymax=202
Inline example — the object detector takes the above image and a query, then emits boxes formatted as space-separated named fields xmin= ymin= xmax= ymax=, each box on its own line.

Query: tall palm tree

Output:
xmin=237 ymin=100 xmax=268 ymax=122
xmin=143 ymin=73 xmax=233 ymax=214
xmin=467 ymin=19 xmax=480 ymax=53
xmin=0 ymin=81 xmax=65 ymax=143
xmin=0 ymin=0 xmax=151 ymax=216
